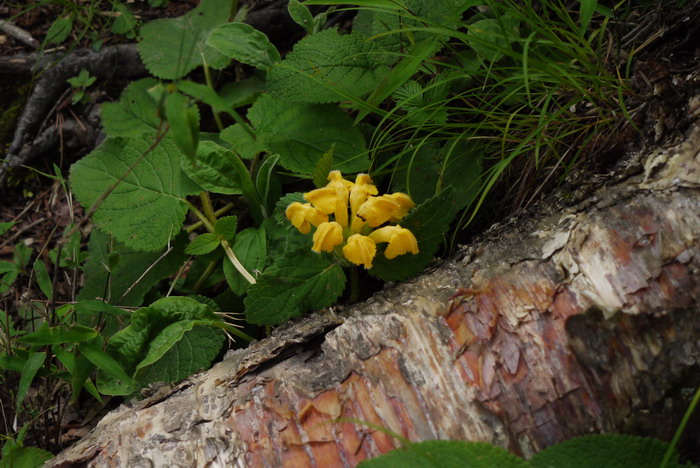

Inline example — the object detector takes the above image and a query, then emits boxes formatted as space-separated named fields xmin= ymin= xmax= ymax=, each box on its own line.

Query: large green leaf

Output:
xmin=101 ymin=78 xmax=161 ymax=137
xmin=245 ymin=253 xmax=345 ymax=325
xmin=135 ymin=325 xmax=226 ymax=388
xmin=180 ymin=140 xmax=244 ymax=194
xmin=529 ymin=434 xmax=694 ymax=468
xmin=206 ymin=23 xmax=280 ymax=70
xmin=248 ymin=94 xmax=368 ymax=174
xmin=266 ymin=29 xmax=390 ymax=103
xmin=70 ymin=135 xmax=201 ymax=251
xmin=223 ymin=226 xmax=266 ymax=295
xmin=358 ymin=440 xmax=528 ymax=468
xmin=19 ymin=325 xmax=97 ymax=345
xmin=103 ymin=296 xmax=225 ymax=392
xmin=78 ymin=230 xmax=187 ymax=308
xmin=16 ymin=352 xmax=46 ymax=412
xmin=137 ymin=0 xmax=232 ymax=80
xmin=370 ymin=187 xmax=456 ymax=281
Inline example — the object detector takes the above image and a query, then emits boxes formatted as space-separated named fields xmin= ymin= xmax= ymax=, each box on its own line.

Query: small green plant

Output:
xmin=66 ymin=68 xmax=96 ymax=105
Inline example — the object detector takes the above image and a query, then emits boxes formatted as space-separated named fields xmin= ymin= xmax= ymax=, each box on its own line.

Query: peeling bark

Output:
xmin=48 ymin=124 xmax=700 ymax=467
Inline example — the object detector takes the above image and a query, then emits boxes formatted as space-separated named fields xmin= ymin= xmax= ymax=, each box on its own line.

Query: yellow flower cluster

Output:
xmin=285 ymin=171 xmax=419 ymax=269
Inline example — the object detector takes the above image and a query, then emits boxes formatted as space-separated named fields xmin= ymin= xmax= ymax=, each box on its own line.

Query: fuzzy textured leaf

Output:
xmin=529 ymin=434 xmax=694 ymax=468
xmin=101 ymin=78 xmax=161 ymax=137
xmin=180 ymin=140 xmax=244 ymax=194
xmin=370 ymin=186 xmax=456 ymax=281
xmin=358 ymin=440 xmax=528 ymax=468
xmin=207 ymin=23 xmax=280 ymax=70
xmin=219 ymin=124 xmax=265 ymax=160
xmin=267 ymin=29 xmax=390 ymax=103
xmin=223 ymin=226 xmax=266 ymax=295
xmin=70 ymin=135 xmax=200 ymax=251
xmin=136 ymin=325 xmax=226 ymax=388
xmin=137 ymin=0 xmax=231 ymax=79
xmin=101 ymin=297 xmax=225 ymax=393
xmin=185 ymin=233 xmax=220 ymax=255
xmin=248 ymin=94 xmax=368 ymax=174
xmin=245 ymin=253 xmax=345 ymax=325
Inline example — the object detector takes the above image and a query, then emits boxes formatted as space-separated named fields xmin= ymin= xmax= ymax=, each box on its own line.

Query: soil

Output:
xmin=1 ymin=0 xmax=700 ymax=460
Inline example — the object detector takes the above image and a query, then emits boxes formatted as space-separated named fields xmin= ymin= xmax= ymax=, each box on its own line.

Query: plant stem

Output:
xmin=199 ymin=192 xmax=217 ymax=225
xmin=659 ymin=385 xmax=700 ymax=468
xmin=349 ymin=266 xmax=359 ymax=304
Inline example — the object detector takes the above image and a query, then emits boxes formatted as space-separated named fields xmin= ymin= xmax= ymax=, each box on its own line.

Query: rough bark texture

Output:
xmin=48 ymin=122 xmax=700 ymax=467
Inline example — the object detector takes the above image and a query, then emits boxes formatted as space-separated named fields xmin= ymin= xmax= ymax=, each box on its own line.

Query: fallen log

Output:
xmin=48 ymin=122 xmax=700 ymax=467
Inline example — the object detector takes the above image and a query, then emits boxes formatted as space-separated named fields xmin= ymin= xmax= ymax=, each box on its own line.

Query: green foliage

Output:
xmin=70 ymin=134 xmax=200 ymax=251
xmin=45 ymin=16 xmax=73 ymax=45
xmin=224 ymin=226 xmax=266 ymax=295
xmin=101 ymin=78 xmax=161 ymax=137
xmin=180 ymin=141 xmax=244 ymax=195
xmin=207 ymin=23 xmax=281 ymax=70
xmin=267 ymin=29 xmax=390 ymax=103
xmin=78 ymin=230 xmax=187 ymax=307
xmin=360 ymin=436 xmax=696 ymax=468
xmin=244 ymin=253 xmax=346 ymax=325
xmin=247 ymin=94 xmax=368 ymax=174
xmin=370 ymin=187 xmax=457 ymax=281
xmin=137 ymin=0 xmax=232 ymax=79
xmin=66 ymin=68 xmax=97 ymax=104
xmin=97 ymin=296 xmax=227 ymax=394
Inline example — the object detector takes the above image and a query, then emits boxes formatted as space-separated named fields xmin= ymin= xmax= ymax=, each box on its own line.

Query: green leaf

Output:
xmin=392 ymin=140 xmax=481 ymax=208
xmin=45 ymin=16 xmax=73 ymax=45
xmin=467 ymin=17 xmax=520 ymax=63
xmin=78 ymin=230 xmax=187 ymax=307
xmin=312 ymin=145 xmax=334 ymax=188
xmin=20 ymin=325 xmax=97 ymax=345
xmin=358 ymin=440 xmax=528 ymax=468
xmin=267 ymin=29 xmax=390 ymax=103
xmin=16 ymin=352 xmax=46 ymax=412
xmin=111 ymin=3 xmax=137 ymax=35
xmin=0 ymin=446 xmax=53 ymax=468
xmin=165 ymin=92 xmax=200 ymax=162
xmin=206 ymin=23 xmax=280 ymax=70
xmin=178 ymin=80 xmax=236 ymax=116
xmin=100 ymin=297 xmax=225 ymax=393
xmin=180 ymin=140 xmax=244 ymax=195
xmin=578 ymin=0 xmax=597 ymax=33
xmin=287 ymin=0 xmax=315 ymax=33
xmin=70 ymin=135 xmax=200 ymax=251
xmin=135 ymin=325 xmax=225 ymax=388
xmin=255 ymin=154 xmax=280 ymax=210
xmin=248 ymin=94 xmax=368 ymax=174
xmin=220 ymin=124 xmax=265 ymax=160
xmin=101 ymin=78 xmax=162 ymax=137
xmin=0 ymin=221 xmax=16 ymax=236
xmin=245 ymin=253 xmax=345 ymax=325
xmin=0 ymin=260 xmax=20 ymax=295
xmin=137 ymin=0 xmax=232 ymax=80
xmin=80 ymin=342 xmax=138 ymax=394
xmin=185 ymin=233 xmax=220 ymax=255
xmin=66 ymin=68 xmax=96 ymax=88
xmin=529 ymin=434 xmax=694 ymax=468
xmin=215 ymin=216 xmax=238 ymax=240
xmin=219 ymin=77 xmax=265 ymax=108
xmin=33 ymin=259 xmax=52 ymax=299
xmin=370 ymin=187 xmax=457 ymax=281
xmin=223 ymin=227 xmax=266 ymax=295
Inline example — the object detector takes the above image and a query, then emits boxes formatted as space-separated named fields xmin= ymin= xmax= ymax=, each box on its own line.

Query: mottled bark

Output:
xmin=49 ymin=124 xmax=700 ymax=467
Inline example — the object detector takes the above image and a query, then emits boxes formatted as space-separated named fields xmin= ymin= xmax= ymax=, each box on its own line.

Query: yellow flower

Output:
xmin=349 ymin=173 xmax=378 ymax=232
xmin=342 ymin=234 xmax=376 ymax=269
xmin=369 ymin=225 xmax=419 ymax=259
xmin=304 ymin=170 xmax=353 ymax=227
xmin=285 ymin=202 xmax=328 ymax=234
xmin=385 ymin=192 xmax=415 ymax=222
xmin=312 ymin=221 xmax=343 ymax=253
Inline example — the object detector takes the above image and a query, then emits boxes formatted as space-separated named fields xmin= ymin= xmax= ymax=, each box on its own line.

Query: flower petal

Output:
xmin=285 ymin=202 xmax=328 ymax=234
xmin=369 ymin=225 xmax=419 ymax=259
xmin=386 ymin=192 xmax=415 ymax=221
xmin=342 ymin=234 xmax=376 ymax=269
xmin=357 ymin=196 xmax=399 ymax=227
xmin=312 ymin=221 xmax=343 ymax=253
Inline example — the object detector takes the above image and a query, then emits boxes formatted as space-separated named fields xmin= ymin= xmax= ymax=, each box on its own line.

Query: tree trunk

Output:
xmin=48 ymin=123 xmax=700 ymax=467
